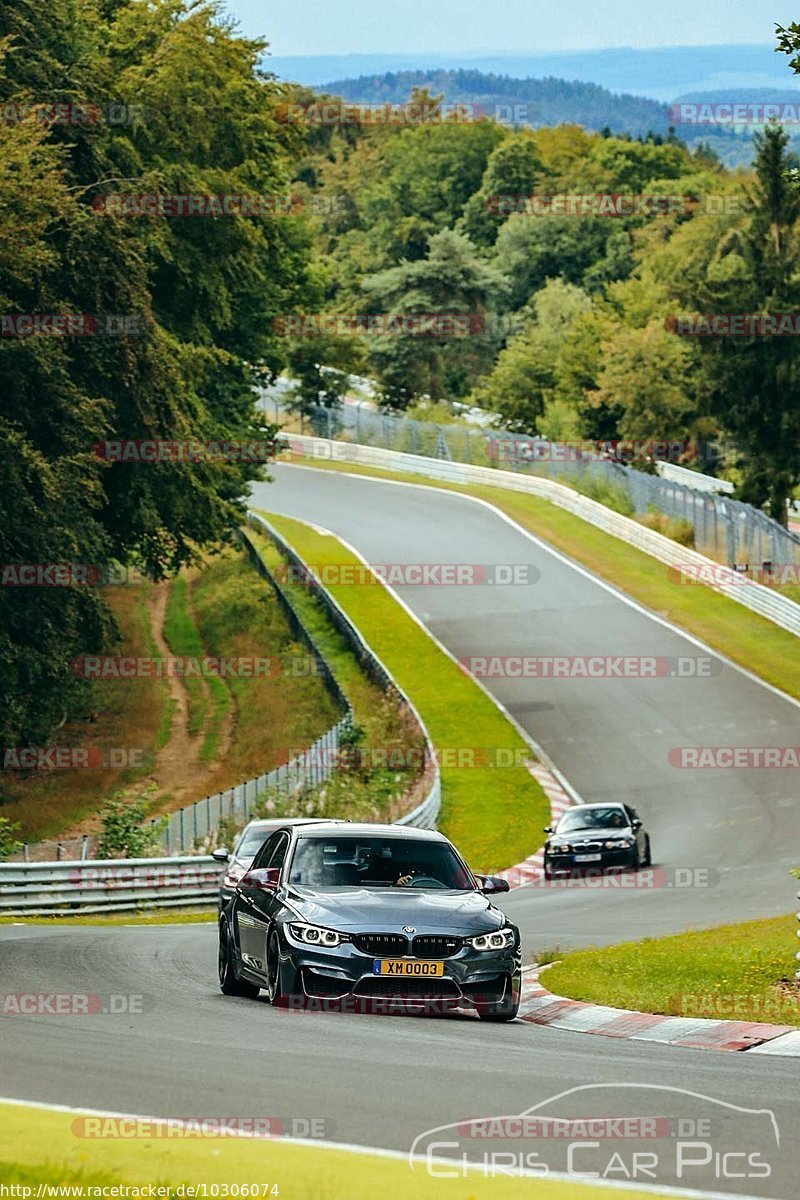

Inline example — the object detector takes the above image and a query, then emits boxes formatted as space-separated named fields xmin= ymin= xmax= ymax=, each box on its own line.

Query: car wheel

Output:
xmin=219 ymin=920 xmax=260 ymax=999
xmin=478 ymin=996 xmax=520 ymax=1023
xmin=642 ymin=836 xmax=652 ymax=867
xmin=265 ymin=930 xmax=283 ymax=1006
xmin=543 ymin=863 xmax=553 ymax=881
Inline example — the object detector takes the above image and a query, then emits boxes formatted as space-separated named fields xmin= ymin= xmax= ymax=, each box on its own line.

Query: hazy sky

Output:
xmin=227 ymin=0 xmax=795 ymax=55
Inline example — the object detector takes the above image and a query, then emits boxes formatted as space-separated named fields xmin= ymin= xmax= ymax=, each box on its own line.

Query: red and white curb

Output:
xmin=496 ymin=762 xmax=572 ymax=888
xmin=519 ymin=967 xmax=800 ymax=1056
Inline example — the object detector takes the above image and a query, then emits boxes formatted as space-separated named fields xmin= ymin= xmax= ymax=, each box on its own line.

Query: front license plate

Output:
xmin=574 ymin=853 xmax=602 ymax=862
xmin=373 ymin=959 xmax=445 ymax=977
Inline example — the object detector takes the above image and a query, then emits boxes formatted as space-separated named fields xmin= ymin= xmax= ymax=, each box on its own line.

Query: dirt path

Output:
xmin=58 ymin=576 xmax=236 ymax=838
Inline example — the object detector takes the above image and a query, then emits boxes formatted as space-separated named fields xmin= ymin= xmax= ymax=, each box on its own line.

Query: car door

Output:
xmin=237 ymin=831 xmax=290 ymax=975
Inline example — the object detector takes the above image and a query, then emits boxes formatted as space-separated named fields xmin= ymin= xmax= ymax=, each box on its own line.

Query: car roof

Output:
xmin=566 ymin=803 xmax=626 ymax=812
xmin=241 ymin=817 xmax=339 ymax=832
xmin=293 ymin=822 xmax=447 ymax=841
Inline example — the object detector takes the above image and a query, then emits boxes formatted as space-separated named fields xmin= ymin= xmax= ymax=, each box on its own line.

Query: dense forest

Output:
xmin=2 ymin=0 xmax=800 ymax=761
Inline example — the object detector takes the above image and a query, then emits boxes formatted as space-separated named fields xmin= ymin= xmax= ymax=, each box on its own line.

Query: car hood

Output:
xmin=283 ymin=886 xmax=510 ymax=934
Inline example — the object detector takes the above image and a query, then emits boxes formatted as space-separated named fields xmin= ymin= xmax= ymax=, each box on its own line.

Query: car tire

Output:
xmin=543 ymin=863 xmax=553 ymax=881
xmin=265 ymin=930 xmax=284 ymax=1006
xmin=478 ymin=997 xmax=520 ymax=1023
xmin=219 ymin=920 xmax=260 ymax=999
xmin=642 ymin=836 xmax=652 ymax=867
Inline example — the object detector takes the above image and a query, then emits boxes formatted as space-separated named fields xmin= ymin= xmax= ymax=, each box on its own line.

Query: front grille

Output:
xmin=412 ymin=934 xmax=463 ymax=958
xmin=572 ymin=841 xmax=603 ymax=852
xmin=352 ymin=932 xmax=409 ymax=956
xmin=354 ymin=976 xmax=461 ymax=999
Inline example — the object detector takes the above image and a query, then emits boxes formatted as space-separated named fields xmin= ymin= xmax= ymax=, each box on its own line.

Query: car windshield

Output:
xmin=557 ymin=808 xmax=629 ymax=832
xmin=236 ymin=829 xmax=274 ymax=858
xmin=287 ymin=835 xmax=474 ymax=890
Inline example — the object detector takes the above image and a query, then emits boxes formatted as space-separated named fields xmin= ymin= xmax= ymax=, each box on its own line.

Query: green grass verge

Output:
xmin=163 ymin=574 xmax=213 ymax=740
xmin=542 ymin=914 xmax=800 ymax=1026
xmin=0 ymin=908 xmax=215 ymax=925
xmin=0 ymin=1101 xmax=674 ymax=1200
xmin=281 ymin=457 xmax=800 ymax=703
xmin=256 ymin=511 xmax=549 ymax=872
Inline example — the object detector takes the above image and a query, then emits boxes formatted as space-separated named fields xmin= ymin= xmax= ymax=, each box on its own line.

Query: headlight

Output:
xmin=468 ymin=927 xmax=515 ymax=952
xmin=288 ymin=922 xmax=347 ymax=947
xmin=551 ymin=843 xmax=571 ymax=854
xmin=604 ymin=839 xmax=634 ymax=849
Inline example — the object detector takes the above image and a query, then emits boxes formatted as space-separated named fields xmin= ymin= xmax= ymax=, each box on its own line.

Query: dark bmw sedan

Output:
xmin=543 ymin=802 xmax=651 ymax=879
xmin=218 ymin=822 xmax=521 ymax=1020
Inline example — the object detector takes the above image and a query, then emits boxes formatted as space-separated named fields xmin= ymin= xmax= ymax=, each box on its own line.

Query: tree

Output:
xmin=361 ymin=229 xmax=508 ymax=408
xmin=459 ymin=130 xmax=547 ymax=247
xmin=470 ymin=279 xmax=592 ymax=431
xmin=670 ymin=125 xmax=800 ymax=522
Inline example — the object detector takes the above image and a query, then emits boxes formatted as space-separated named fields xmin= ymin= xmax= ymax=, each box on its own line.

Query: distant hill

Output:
xmin=265 ymin=44 xmax=800 ymax=103
xmin=310 ymin=69 xmax=800 ymax=166
xmin=325 ymin=70 xmax=666 ymax=139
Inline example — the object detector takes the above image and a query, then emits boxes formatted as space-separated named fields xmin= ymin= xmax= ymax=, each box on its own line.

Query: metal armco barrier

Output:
xmin=0 ymin=856 xmax=224 ymax=916
xmin=282 ymin=435 xmax=800 ymax=639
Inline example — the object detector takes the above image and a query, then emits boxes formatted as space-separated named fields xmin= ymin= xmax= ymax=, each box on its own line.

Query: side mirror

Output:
xmin=544 ymin=826 xmax=553 ymax=834
xmin=479 ymin=875 xmax=510 ymax=895
xmin=240 ymin=867 xmax=280 ymax=893
xmin=632 ymin=819 xmax=642 ymax=829
xmin=211 ymin=848 xmax=230 ymax=862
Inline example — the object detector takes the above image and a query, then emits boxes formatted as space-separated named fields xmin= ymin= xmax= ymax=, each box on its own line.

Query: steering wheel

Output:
xmin=406 ymin=875 xmax=448 ymax=889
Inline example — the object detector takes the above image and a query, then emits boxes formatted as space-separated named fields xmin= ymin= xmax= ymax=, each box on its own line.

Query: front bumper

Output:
xmin=276 ymin=931 xmax=521 ymax=1014
xmin=545 ymin=846 xmax=637 ymax=874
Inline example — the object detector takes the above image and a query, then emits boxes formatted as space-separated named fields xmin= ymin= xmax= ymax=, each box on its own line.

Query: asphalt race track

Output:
xmin=1 ymin=923 xmax=799 ymax=1197
xmin=253 ymin=466 xmax=800 ymax=948
xmin=3 ymin=464 xmax=799 ymax=1198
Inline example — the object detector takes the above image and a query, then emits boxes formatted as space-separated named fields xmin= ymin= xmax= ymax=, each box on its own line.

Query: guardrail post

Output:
xmin=56 ymin=843 xmax=63 ymax=861
xmin=23 ymin=843 xmax=29 ymax=863
xmin=796 ymin=890 xmax=800 ymax=982
xmin=179 ymin=808 xmax=185 ymax=853
xmin=81 ymin=835 xmax=89 ymax=861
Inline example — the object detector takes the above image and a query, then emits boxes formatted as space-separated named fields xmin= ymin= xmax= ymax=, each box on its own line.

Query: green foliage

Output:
xmin=97 ymin=795 xmax=165 ymax=859
xmin=0 ymin=817 xmax=23 ymax=861
xmin=0 ymin=0 xmax=315 ymax=747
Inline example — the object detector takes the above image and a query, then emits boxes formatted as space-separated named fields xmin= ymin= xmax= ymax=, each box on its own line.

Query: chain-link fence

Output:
xmin=263 ymin=394 xmax=800 ymax=568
